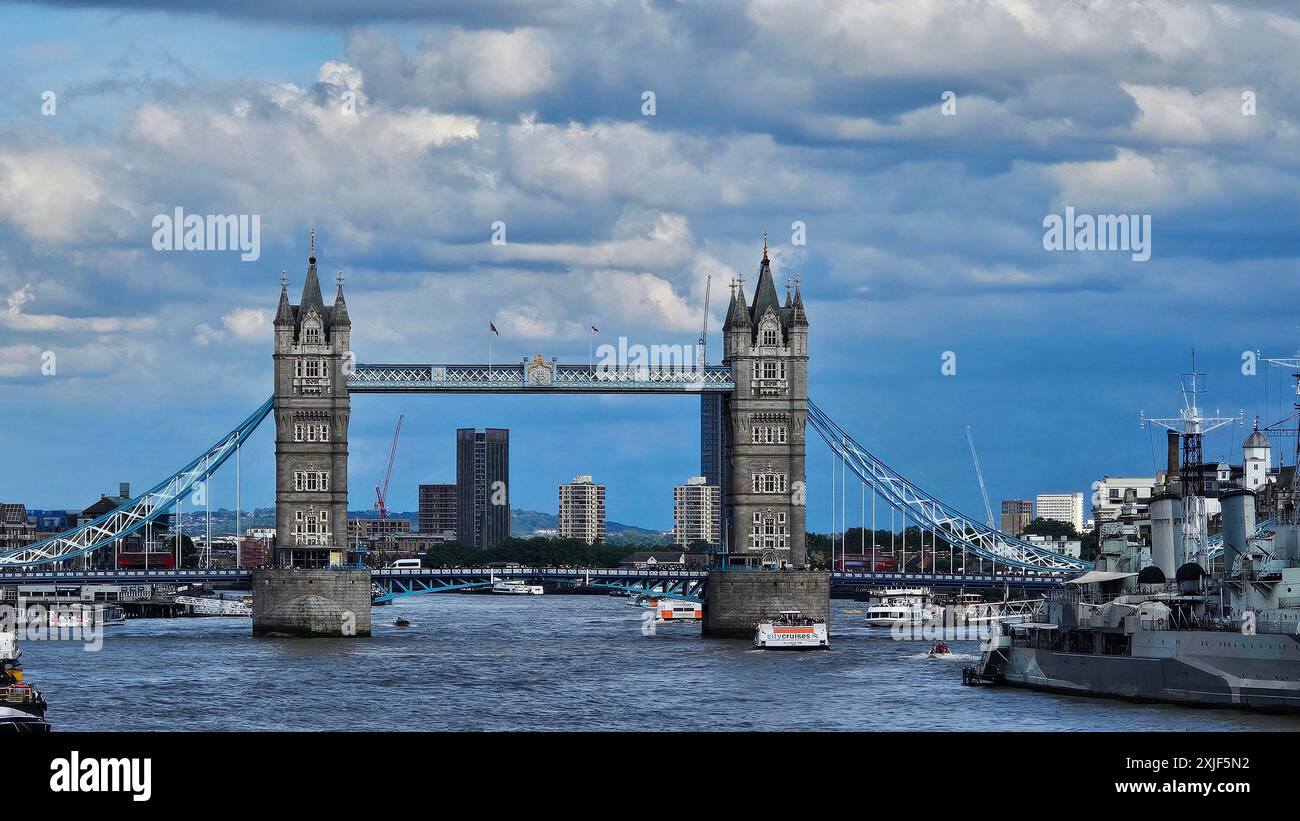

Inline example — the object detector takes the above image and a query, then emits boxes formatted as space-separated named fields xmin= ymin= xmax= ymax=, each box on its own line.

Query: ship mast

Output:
xmin=1143 ymin=352 xmax=1237 ymax=568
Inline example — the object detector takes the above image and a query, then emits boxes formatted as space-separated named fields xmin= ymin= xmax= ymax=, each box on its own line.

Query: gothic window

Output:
xmin=762 ymin=327 xmax=778 ymax=346
xmin=304 ymin=325 xmax=321 ymax=344
xmin=292 ymin=470 xmax=330 ymax=492
xmin=293 ymin=423 xmax=331 ymax=442
xmin=750 ymin=424 xmax=789 ymax=444
xmin=292 ymin=509 xmax=332 ymax=546
xmin=748 ymin=511 xmax=789 ymax=550
xmin=751 ymin=472 xmax=787 ymax=493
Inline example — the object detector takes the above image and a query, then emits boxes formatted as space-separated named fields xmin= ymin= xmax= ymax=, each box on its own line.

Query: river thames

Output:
xmin=22 ymin=596 xmax=1300 ymax=731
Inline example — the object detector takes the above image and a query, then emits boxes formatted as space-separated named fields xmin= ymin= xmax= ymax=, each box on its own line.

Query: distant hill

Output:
xmin=510 ymin=508 xmax=670 ymax=545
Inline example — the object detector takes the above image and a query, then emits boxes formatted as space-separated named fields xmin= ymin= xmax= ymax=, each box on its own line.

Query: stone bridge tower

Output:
xmin=719 ymin=237 xmax=809 ymax=568
xmin=272 ymin=232 xmax=351 ymax=568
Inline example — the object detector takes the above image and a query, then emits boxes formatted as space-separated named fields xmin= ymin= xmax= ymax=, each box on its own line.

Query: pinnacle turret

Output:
xmin=332 ymin=270 xmax=350 ymax=327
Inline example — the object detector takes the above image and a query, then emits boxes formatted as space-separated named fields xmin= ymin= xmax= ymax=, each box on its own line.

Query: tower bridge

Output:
xmin=0 ymin=233 xmax=1092 ymax=637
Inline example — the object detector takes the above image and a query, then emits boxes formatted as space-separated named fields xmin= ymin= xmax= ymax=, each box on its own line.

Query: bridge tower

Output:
xmin=272 ymin=232 xmax=351 ymax=568
xmin=719 ymin=236 xmax=809 ymax=569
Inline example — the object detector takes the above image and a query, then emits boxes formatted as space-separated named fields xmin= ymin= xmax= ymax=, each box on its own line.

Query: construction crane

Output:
xmin=374 ymin=414 xmax=404 ymax=520
xmin=966 ymin=426 xmax=995 ymax=528
xmin=697 ymin=274 xmax=711 ymax=369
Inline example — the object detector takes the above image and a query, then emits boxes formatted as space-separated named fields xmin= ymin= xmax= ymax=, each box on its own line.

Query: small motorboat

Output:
xmin=393 ymin=617 xmax=410 ymax=627
xmin=928 ymin=640 xmax=951 ymax=656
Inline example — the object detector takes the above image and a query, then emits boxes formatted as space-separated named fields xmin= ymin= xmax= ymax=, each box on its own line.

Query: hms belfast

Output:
xmin=969 ymin=362 xmax=1300 ymax=711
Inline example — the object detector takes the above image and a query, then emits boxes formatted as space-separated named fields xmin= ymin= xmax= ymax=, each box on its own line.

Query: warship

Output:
xmin=967 ymin=364 xmax=1300 ymax=712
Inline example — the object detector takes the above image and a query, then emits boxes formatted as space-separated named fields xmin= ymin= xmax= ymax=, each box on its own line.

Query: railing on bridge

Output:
xmin=347 ymin=363 xmax=735 ymax=393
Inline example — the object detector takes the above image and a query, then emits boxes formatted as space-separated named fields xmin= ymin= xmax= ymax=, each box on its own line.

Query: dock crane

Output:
xmin=966 ymin=426 xmax=995 ymax=528
xmin=374 ymin=414 xmax=405 ymax=520
xmin=697 ymin=274 xmax=711 ymax=369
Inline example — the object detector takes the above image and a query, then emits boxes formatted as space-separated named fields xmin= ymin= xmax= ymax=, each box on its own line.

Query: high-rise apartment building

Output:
xmin=673 ymin=476 xmax=720 ymax=547
xmin=418 ymin=483 xmax=457 ymax=537
xmin=558 ymin=475 xmax=606 ymax=545
xmin=455 ymin=428 xmax=510 ymax=549
xmin=999 ymin=499 xmax=1033 ymax=536
xmin=1036 ymin=492 xmax=1084 ymax=533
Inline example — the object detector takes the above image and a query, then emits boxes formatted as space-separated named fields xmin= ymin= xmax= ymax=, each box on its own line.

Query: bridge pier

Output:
xmin=702 ymin=569 xmax=829 ymax=639
xmin=252 ymin=569 xmax=371 ymax=637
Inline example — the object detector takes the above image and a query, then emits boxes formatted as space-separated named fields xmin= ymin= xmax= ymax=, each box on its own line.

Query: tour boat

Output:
xmin=47 ymin=603 xmax=125 ymax=629
xmin=862 ymin=587 xmax=940 ymax=628
xmin=491 ymin=579 xmax=543 ymax=595
xmin=754 ymin=610 xmax=829 ymax=650
xmin=654 ymin=600 xmax=702 ymax=622
xmin=0 ymin=634 xmax=48 ymax=733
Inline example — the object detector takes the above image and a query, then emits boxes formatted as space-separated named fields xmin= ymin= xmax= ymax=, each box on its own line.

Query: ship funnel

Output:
xmin=1218 ymin=489 xmax=1256 ymax=578
xmin=1166 ymin=431 xmax=1180 ymax=488
xmin=1149 ymin=493 xmax=1182 ymax=579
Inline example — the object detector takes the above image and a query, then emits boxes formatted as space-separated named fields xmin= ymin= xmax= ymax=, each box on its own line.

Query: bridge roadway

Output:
xmin=0 ymin=566 xmax=1069 ymax=602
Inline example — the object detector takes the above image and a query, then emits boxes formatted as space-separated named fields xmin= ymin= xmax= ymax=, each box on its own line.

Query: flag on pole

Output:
xmin=591 ymin=324 xmax=599 ymax=334
xmin=489 ymin=322 xmax=499 ymax=336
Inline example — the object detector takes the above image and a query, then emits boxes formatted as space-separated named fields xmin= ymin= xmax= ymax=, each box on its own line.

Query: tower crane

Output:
xmin=697 ymin=274 xmax=711 ymax=369
xmin=374 ymin=414 xmax=405 ymax=520
xmin=966 ymin=426 xmax=995 ymax=528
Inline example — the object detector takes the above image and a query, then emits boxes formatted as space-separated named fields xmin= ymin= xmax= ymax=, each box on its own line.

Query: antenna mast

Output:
xmin=1144 ymin=353 xmax=1236 ymax=566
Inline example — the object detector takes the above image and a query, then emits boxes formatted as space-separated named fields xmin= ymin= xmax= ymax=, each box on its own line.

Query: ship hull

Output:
xmin=995 ymin=631 xmax=1300 ymax=713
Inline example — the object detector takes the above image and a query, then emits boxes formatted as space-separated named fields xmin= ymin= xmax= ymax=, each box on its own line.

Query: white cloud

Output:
xmin=1 ymin=284 xmax=157 ymax=333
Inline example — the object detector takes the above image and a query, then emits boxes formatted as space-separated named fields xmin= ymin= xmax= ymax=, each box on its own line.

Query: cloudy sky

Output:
xmin=1 ymin=0 xmax=1297 ymax=531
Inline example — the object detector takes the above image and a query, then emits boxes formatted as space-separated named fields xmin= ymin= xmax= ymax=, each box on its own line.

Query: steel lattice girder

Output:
xmin=0 ymin=399 xmax=274 ymax=567
xmin=347 ymin=363 xmax=735 ymax=392
xmin=807 ymin=401 xmax=1092 ymax=572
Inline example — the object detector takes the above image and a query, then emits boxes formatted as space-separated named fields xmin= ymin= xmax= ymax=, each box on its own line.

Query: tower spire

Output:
xmin=762 ymin=231 xmax=768 ymax=262
xmin=309 ymin=228 xmax=316 ymax=263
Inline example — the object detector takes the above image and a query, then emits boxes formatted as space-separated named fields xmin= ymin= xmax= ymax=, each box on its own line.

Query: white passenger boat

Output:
xmin=46 ymin=603 xmax=125 ymax=628
xmin=175 ymin=595 xmax=253 ymax=616
xmin=491 ymin=580 xmax=543 ymax=595
xmin=652 ymin=600 xmax=702 ymax=622
xmin=862 ymin=587 xmax=940 ymax=628
xmin=754 ymin=610 xmax=829 ymax=650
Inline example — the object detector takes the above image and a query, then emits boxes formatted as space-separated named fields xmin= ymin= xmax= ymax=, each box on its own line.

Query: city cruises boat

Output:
xmin=175 ymin=595 xmax=252 ymax=617
xmin=862 ymin=587 xmax=940 ymax=628
xmin=754 ymin=610 xmax=829 ymax=650
xmin=47 ymin=603 xmax=125 ymax=628
xmin=0 ymin=634 xmax=48 ymax=733
xmin=653 ymin=600 xmax=702 ymax=622
xmin=491 ymin=579 xmax=543 ymax=595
